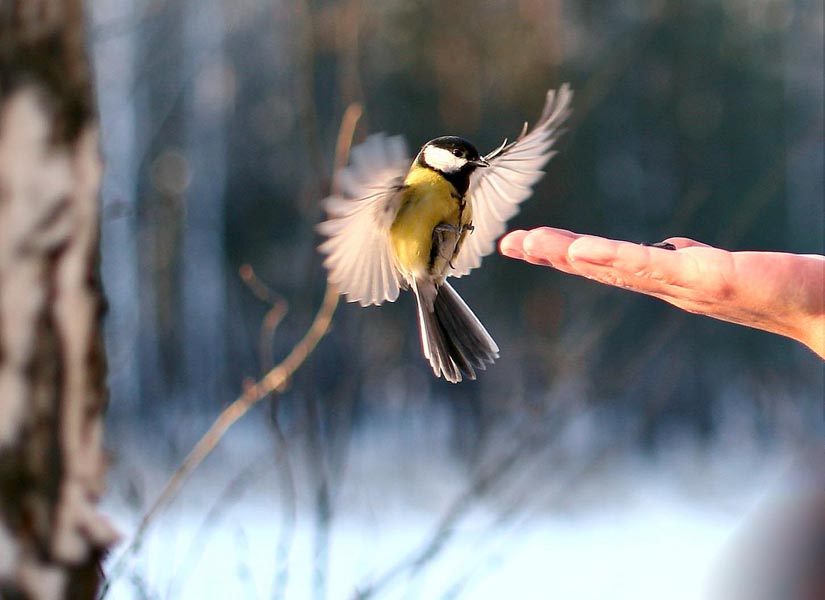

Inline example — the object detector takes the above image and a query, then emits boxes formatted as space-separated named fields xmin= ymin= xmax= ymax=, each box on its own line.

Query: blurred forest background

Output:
xmin=90 ymin=0 xmax=824 ymax=598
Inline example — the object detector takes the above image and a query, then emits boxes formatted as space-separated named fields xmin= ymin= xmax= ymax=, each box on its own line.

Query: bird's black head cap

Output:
xmin=417 ymin=136 xmax=489 ymax=195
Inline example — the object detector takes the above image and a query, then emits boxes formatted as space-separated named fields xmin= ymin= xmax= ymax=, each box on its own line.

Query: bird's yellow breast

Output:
xmin=390 ymin=166 xmax=472 ymax=279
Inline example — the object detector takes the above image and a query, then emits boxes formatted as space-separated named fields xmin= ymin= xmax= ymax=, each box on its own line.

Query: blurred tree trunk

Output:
xmin=0 ymin=1 xmax=117 ymax=598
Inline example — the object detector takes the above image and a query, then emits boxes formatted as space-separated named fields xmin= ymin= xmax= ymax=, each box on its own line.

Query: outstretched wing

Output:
xmin=451 ymin=84 xmax=573 ymax=277
xmin=317 ymin=134 xmax=410 ymax=306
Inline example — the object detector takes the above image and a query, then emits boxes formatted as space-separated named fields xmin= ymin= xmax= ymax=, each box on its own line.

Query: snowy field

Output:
xmin=100 ymin=416 xmax=811 ymax=600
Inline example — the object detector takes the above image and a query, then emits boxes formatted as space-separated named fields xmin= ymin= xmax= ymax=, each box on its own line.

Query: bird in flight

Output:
xmin=318 ymin=84 xmax=573 ymax=383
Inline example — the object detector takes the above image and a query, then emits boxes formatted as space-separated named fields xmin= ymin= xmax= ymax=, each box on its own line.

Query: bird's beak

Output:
xmin=470 ymin=158 xmax=490 ymax=168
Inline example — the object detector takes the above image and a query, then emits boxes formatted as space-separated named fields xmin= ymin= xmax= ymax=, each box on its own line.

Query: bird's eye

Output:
xmin=452 ymin=149 xmax=463 ymax=157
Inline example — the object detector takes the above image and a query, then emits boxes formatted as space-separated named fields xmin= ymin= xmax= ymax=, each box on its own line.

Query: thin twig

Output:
xmin=165 ymin=453 xmax=271 ymax=599
xmin=307 ymin=392 xmax=332 ymax=600
xmin=269 ymin=417 xmax=298 ymax=600
xmin=260 ymin=303 xmax=290 ymax=372
xmin=240 ymin=263 xmax=289 ymax=372
xmin=332 ymin=104 xmax=364 ymax=186
xmin=351 ymin=428 xmax=546 ymax=600
xmin=240 ymin=263 xmax=289 ymax=306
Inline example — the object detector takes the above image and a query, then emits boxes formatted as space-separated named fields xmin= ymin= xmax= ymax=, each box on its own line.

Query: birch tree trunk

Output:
xmin=0 ymin=2 xmax=118 ymax=598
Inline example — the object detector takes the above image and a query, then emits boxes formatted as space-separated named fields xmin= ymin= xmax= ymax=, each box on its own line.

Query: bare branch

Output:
xmin=99 ymin=284 xmax=339 ymax=598
xmin=100 ymin=100 xmax=363 ymax=598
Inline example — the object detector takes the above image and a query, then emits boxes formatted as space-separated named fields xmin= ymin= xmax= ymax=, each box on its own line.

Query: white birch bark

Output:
xmin=0 ymin=2 xmax=117 ymax=597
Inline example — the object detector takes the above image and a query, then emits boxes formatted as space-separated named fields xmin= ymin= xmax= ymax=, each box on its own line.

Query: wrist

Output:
xmin=796 ymin=314 xmax=825 ymax=359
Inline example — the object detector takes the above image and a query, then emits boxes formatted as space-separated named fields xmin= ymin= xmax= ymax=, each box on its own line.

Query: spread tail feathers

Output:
xmin=413 ymin=280 xmax=499 ymax=383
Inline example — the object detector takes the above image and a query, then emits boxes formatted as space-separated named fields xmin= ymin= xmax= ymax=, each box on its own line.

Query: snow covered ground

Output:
xmin=103 ymin=495 xmax=737 ymax=599
xmin=100 ymin=417 xmax=810 ymax=600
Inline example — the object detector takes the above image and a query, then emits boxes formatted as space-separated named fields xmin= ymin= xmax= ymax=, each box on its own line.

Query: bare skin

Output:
xmin=499 ymin=227 xmax=825 ymax=359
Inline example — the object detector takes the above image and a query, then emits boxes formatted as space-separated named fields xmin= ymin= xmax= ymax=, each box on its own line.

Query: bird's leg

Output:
xmin=431 ymin=223 xmax=461 ymax=271
xmin=432 ymin=224 xmax=458 ymax=259
xmin=449 ymin=222 xmax=474 ymax=268
xmin=433 ymin=221 xmax=475 ymax=270
xmin=432 ymin=222 xmax=475 ymax=269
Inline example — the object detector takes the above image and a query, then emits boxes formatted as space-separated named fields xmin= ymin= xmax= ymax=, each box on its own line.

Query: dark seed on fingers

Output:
xmin=642 ymin=241 xmax=677 ymax=251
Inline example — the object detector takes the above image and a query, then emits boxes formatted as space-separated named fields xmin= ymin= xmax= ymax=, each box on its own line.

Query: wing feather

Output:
xmin=317 ymin=134 xmax=410 ymax=306
xmin=451 ymin=84 xmax=573 ymax=277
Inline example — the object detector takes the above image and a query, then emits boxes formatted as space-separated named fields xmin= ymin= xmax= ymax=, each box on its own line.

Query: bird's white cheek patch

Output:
xmin=423 ymin=146 xmax=467 ymax=173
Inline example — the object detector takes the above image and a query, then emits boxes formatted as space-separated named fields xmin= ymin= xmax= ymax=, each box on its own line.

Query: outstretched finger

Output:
xmin=521 ymin=227 xmax=581 ymax=269
xmin=566 ymin=235 xmax=715 ymax=290
xmin=499 ymin=229 xmax=531 ymax=259
xmin=500 ymin=227 xmax=581 ymax=271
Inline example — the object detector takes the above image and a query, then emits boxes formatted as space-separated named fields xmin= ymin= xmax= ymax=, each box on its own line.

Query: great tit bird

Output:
xmin=318 ymin=84 xmax=573 ymax=383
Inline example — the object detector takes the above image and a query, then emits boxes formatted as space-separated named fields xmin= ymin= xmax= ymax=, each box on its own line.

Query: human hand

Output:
xmin=499 ymin=227 xmax=825 ymax=359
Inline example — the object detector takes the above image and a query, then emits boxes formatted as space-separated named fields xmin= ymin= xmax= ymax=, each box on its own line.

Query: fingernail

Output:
xmin=501 ymin=246 xmax=524 ymax=260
